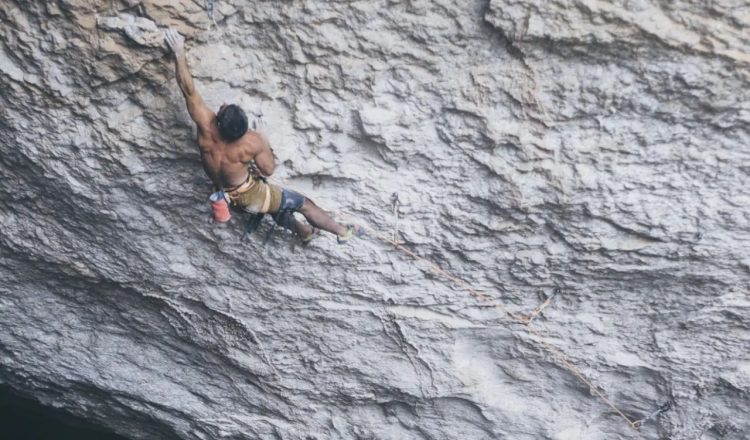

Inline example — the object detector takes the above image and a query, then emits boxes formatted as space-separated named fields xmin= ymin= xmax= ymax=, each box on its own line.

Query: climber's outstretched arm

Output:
xmin=164 ymin=28 xmax=213 ymax=135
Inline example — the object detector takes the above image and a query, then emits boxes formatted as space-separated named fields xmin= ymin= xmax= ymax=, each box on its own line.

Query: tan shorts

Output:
xmin=227 ymin=178 xmax=282 ymax=214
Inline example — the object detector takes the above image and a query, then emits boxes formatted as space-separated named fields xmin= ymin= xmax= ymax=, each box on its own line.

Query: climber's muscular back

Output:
xmin=197 ymin=123 xmax=275 ymax=189
xmin=162 ymin=28 xmax=274 ymax=189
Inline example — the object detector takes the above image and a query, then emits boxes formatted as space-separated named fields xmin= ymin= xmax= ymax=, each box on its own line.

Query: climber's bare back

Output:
xmin=197 ymin=119 xmax=274 ymax=188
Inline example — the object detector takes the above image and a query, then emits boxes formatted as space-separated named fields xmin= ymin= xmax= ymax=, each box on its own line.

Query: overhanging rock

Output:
xmin=0 ymin=1 xmax=748 ymax=439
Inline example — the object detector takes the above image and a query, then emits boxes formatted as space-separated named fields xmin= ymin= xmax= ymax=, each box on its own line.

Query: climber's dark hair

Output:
xmin=216 ymin=104 xmax=248 ymax=142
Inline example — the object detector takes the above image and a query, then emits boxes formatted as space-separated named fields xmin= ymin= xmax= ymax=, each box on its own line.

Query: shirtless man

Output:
xmin=164 ymin=28 xmax=361 ymax=243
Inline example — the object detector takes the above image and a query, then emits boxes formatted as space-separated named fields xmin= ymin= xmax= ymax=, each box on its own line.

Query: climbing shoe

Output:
xmin=301 ymin=227 xmax=319 ymax=245
xmin=337 ymin=225 xmax=366 ymax=244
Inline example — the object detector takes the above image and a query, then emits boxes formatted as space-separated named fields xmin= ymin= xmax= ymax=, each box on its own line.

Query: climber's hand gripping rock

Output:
xmin=163 ymin=28 xmax=185 ymax=57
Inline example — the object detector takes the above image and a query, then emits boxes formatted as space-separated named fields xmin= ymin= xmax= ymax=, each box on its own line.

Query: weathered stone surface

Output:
xmin=0 ymin=1 xmax=748 ymax=439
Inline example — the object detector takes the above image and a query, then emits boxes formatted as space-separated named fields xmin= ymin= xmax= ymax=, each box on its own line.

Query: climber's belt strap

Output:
xmin=224 ymin=175 xmax=255 ymax=199
xmin=260 ymin=183 xmax=271 ymax=213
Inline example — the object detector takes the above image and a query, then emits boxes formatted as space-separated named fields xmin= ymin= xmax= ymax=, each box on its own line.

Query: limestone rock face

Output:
xmin=1 ymin=1 xmax=748 ymax=439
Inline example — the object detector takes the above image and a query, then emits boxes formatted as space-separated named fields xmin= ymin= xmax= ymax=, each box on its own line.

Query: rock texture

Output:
xmin=1 ymin=1 xmax=749 ymax=439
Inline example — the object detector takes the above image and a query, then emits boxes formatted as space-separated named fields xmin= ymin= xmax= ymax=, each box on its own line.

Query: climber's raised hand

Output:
xmin=164 ymin=27 xmax=212 ymax=135
xmin=163 ymin=28 xmax=185 ymax=57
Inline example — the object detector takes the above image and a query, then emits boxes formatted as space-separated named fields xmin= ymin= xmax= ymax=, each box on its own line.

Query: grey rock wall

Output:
xmin=1 ymin=1 xmax=748 ymax=439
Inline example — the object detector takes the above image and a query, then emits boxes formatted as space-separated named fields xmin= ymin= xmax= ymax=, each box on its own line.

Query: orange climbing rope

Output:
xmin=364 ymin=227 xmax=642 ymax=436
xmin=258 ymin=175 xmax=642 ymax=436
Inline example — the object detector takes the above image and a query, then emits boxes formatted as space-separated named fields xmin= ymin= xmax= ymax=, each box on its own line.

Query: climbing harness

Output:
xmin=224 ymin=175 xmax=255 ymax=199
xmin=221 ymin=173 xmax=277 ymax=242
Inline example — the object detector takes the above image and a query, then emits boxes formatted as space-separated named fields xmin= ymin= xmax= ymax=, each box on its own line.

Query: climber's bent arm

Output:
xmin=246 ymin=132 xmax=275 ymax=177
xmin=253 ymin=144 xmax=275 ymax=177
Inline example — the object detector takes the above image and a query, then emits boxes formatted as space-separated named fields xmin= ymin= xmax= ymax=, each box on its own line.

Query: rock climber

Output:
xmin=163 ymin=28 xmax=362 ymax=244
